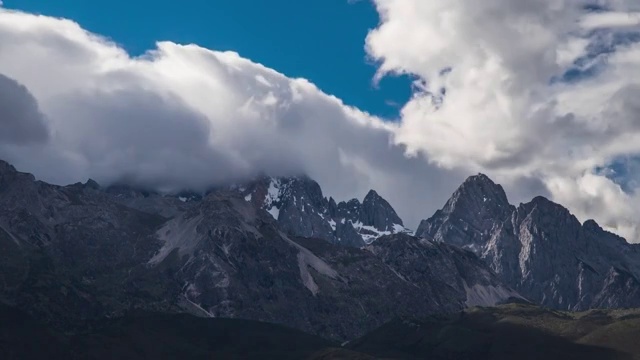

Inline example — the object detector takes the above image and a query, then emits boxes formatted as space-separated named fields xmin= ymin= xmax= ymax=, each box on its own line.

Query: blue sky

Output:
xmin=9 ymin=0 xmax=412 ymax=118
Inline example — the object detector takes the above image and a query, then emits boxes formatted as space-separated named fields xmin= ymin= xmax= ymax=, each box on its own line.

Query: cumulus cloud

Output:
xmin=581 ymin=11 xmax=640 ymax=29
xmin=0 ymin=74 xmax=49 ymax=144
xmin=0 ymin=8 xmax=464 ymax=229
xmin=366 ymin=0 xmax=640 ymax=240
xmin=2 ymin=3 xmax=640 ymax=242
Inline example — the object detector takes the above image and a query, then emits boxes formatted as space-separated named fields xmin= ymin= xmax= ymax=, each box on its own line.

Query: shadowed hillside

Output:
xmin=348 ymin=303 xmax=640 ymax=359
xmin=3 ymin=302 xmax=640 ymax=359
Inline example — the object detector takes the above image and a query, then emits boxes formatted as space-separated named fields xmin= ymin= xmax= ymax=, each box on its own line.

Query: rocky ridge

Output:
xmin=237 ymin=176 xmax=410 ymax=247
xmin=0 ymin=160 xmax=514 ymax=341
xmin=417 ymin=174 xmax=640 ymax=311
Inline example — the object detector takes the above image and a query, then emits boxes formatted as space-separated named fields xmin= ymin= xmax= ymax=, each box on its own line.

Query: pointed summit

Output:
xmin=84 ymin=178 xmax=100 ymax=190
xmin=0 ymin=160 xmax=18 ymax=190
xmin=0 ymin=159 xmax=16 ymax=174
xmin=361 ymin=189 xmax=403 ymax=231
xmin=438 ymin=173 xmax=512 ymax=221
xmin=0 ymin=159 xmax=35 ymax=189
xmin=450 ymin=173 xmax=510 ymax=210
xmin=465 ymin=173 xmax=493 ymax=183
xmin=363 ymin=189 xmax=381 ymax=202
xmin=415 ymin=173 xmax=513 ymax=248
xmin=517 ymin=196 xmax=576 ymax=226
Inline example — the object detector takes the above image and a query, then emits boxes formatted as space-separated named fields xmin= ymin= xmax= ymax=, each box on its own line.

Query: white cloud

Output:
xmin=581 ymin=11 xmax=640 ymax=29
xmin=0 ymin=8 xmax=464 ymax=229
xmin=2 ymin=3 xmax=640 ymax=242
xmin=366 ymin=0 xmax=640 ymax=241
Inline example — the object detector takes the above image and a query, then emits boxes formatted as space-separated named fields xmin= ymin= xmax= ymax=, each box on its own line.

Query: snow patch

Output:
xmin=268 ymin=206 xmax=280 ymax=220
xmin=244 ymin=193 xmax=252 ymax=202
xmin=263 ymin=178 xmax=283 ymax=220
xmin=328 ymin=219 xmax=337 ymax=231
xmin=351 ymin=221 xmax=392 ymax=244
xmin=179 ymin=197 xmax=187 ymax=202
xmin=263 ymin=178 xmax=282 ymax=205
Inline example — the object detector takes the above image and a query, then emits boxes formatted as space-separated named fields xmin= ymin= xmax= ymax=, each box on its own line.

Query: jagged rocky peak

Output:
xmin=0 ymin=160 xmax=17 ymax=189
xmin=327 ymin=196 xmax=338 ymax=217
xmin=582 ymin=219 xmax=602 ymax=232
xmin=445 ymin=173 xmax=512 ymax=214
xmin=417 ymin=172 xmax=640 ymax=312
xmin=83 ymin=178 xmax=100 ymax=190
xmin=521 ymin=195 xmax=571 ymax=213
xmin=415 ymin=173 xmax=513 ymax=247
xmin=238 ymin=175 xmax=325 ymax=218
xmin=361 ymin=190 xmax=403 ymax=232
xmin=0 ymin=159 xmax=17 ymax=174
xmin=0 ymin=157 xmax=521 ymax=342
xmin=515 ymin=195 xmax=579 ymax=229
xmin=0 ymin=160 xmax=36 ymax=187
xmin=236 ymin=175 xmax=409 ymax=247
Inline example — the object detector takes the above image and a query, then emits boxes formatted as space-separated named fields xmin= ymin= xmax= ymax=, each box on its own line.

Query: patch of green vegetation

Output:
xmin=348 ymin=303 xmax=639 ymax=359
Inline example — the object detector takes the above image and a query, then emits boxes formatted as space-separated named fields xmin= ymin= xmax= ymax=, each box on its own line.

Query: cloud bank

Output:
xmin=366 ymin=0 xmax=640 ymax=240
xmin=1 ymin=3 xmax=640 ymax=241
xmin=0 ymin=8 xmax=463 ymax=230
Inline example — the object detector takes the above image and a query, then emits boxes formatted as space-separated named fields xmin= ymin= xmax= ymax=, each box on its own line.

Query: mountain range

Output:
xmin=0 ymin=159 xmax=514 ymax=342
xmin=1 ymin=158 xmax=640 ymax=355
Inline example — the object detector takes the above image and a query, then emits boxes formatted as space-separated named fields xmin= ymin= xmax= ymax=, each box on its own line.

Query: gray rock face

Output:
xmin=361 ymin=190 xmax=404 ymax=232
xmin=0 ymin=159 xmax=516 ymax=341
xmin=0 ymin=161 xmax=176 ymax=330
xmin=415 ymin=174 xmax=514 ymax=251
xmin=149 ymin=194 xmax=516 ymax=340
xmin=417 ymin=174 xmax=640 ymax=311
xmin=237 ymin=176 xmax=409 ymax=247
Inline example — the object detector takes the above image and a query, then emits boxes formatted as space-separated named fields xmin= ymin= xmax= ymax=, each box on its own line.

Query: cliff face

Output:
xmin=417 ymin=173 xmax=640 ymax=310
xmin=238 ymin=176 xmax=409 ymax=247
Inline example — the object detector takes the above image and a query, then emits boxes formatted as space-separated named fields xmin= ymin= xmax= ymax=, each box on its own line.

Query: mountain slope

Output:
xmin=3 ymin=301 xmax=640 ymax=360
xmin=417 ymin=174 xmax=640 ymax=311
xmin=0 ymin=159 xmax=516 ymax=342
xmin=347 ymin=303 xmax=640 ymax=360
xmin=146 ymin=188 xmax=516 ymax=340
xmin=0 ymin=302 xmax=359 ymax=360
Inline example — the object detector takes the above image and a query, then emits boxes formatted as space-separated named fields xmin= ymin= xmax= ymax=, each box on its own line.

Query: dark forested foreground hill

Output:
xmin=2 ymin=302 xmax=640 ymax=360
